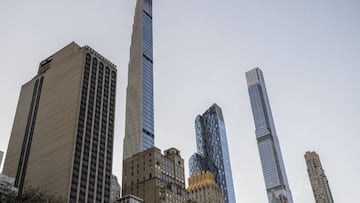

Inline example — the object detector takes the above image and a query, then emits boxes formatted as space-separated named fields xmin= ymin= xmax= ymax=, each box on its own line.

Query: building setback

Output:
xmin=122 ymin=147 xmax=186 ymax=202
xmin=189 ymin=104 xmax=236 ymax=203
xmin=118 ymin=194 xmax=144 ymax=203
xmin=305 ymin=151 xmax=334 ymax=203
xmin=2 ymin=42 xmax=117 ymax=202
xmin=123 ymin=0 xmax=155 ymax=160
xmin=187 ymin=171 xmax=224 ymax=203
xmin=245 ymin=67 xmax=293 ymax=203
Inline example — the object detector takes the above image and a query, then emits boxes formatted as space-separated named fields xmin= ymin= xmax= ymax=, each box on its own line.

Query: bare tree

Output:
xmin=1 ymin=185 xmax=66 ymax=203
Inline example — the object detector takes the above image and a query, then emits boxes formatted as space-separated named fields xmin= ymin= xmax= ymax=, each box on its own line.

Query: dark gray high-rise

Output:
xmin=246 ymin=67 xmax=293 ymax=203
xmin=123 ymin=0 xmax=154 ymax=160
xmin=189 ymin=104 xmax=236 ymax=203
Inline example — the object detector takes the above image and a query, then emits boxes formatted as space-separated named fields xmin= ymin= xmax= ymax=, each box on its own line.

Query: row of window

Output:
xmin=15 ymin=77 xmax=44 ymax=195
xmin=70 ymin=53 xmax=116 ymax=202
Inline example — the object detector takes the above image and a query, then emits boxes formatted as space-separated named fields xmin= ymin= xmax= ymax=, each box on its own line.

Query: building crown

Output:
xmin=187 ymin=171 xmax=218 ymax=191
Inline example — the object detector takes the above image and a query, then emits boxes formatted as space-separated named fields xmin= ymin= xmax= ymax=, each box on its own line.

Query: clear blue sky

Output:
xmin=0 ymin=0 xmax=359 ymax=202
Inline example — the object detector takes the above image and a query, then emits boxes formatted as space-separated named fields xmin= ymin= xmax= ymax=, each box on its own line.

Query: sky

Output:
xmin=0 ymin=0 xmax=359 ymax=202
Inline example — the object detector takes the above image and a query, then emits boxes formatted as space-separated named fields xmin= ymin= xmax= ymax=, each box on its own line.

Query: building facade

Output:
xmin=245 ymin=67 xmax=293 ymax=203
xmin=122 ymin=147 xmax=186 ymax=202
xmin=187 ymin=171 xmax=224 ymax=203
xmin=305 ymin=151 xmax=334 ymax=203
xmin=2 ymin=42 xmax=117 ymax=202
xmin=0 ymin=174 xmax=18 ymax=199
xmin=189 ymin=104 xmax=236 ymax=203
xmin=0 ymin=151 xmax=3 ymax=168
xmin=110 ymin=175 xmax=121 ymax=203
xmin=123 ymin=0 xmax=155 ymax=160
xmin=118 ymin=194 xmax=144 ymax=203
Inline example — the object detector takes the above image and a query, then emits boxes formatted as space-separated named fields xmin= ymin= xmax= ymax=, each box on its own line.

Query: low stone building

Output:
xmin=187 ymin=171 xmax=224 ymax=203
xmin=122 ymin=147 xmax=186 ymax=202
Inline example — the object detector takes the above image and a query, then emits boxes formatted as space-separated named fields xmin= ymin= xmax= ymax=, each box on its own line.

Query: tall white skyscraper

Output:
xmin=246 ymin=67 xmax=293 ymax=203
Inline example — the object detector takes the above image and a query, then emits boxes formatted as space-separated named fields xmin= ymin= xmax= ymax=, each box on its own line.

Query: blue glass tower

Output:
xmin=246 ymin=68 xmax=294 ymax=203
xmin=123 ymin=0 xmax=154 ymax=160
xmin=189 ymin=104 xmax=236 ymax=203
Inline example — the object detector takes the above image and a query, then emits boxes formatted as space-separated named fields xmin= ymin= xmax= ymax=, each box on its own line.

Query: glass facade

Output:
xmin=124 ymin=0 xmax=154 ymax=159
xmin=246 ymin=68 xmax=293 ymax=203
xmin=189 ymin=104 xmax=236 ymax=203
xmin=141 ymin=0 xmax=154 ymax=151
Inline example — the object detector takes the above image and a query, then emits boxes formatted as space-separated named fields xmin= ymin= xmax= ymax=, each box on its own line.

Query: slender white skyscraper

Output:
xmin=246 ymin=68 xmax=293 ymax=203
xmin=123 ymin=0 xmax=154 ymax=160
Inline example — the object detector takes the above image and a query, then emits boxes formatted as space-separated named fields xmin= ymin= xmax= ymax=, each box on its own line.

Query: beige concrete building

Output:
xmin=187 ymin=171 xmax=224 ymax=203
xmin=2 ymin=42 xmax=117 ymax=202
xmin=122 ymin=147 xmax=186 ymax=202
xmin=305 ymin=151 xmax=334 ymax=203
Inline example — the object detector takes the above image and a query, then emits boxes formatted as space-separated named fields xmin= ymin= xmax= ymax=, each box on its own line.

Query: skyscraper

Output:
xmin=245 ymin=67 xmax=293 ymax=203
xmin=2 ymin=42 xmax=117 ymax=202
xmin=305 ymin=151 xmax=334 ymax=203
xmin=189 ymin=104 xmax=236 ymax=203
xmin=123 ymin=0 xmax=154 ymax=160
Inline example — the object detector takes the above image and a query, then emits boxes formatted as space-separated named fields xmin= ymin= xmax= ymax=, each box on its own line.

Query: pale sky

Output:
xmin=1 ymin=0 xmax=359 ymax=202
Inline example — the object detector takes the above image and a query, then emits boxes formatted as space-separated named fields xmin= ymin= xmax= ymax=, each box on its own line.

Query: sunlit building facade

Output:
xmin=187 ymin=171 xmax=224 ymax=203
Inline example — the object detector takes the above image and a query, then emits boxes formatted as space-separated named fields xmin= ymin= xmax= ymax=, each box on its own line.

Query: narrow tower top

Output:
xmin=245 ymin=67 xmax=262 ymax=86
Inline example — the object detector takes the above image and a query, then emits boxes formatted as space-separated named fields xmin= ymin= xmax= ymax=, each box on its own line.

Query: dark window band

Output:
xmin=16 ymin=76 xmax=44 ymax=195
